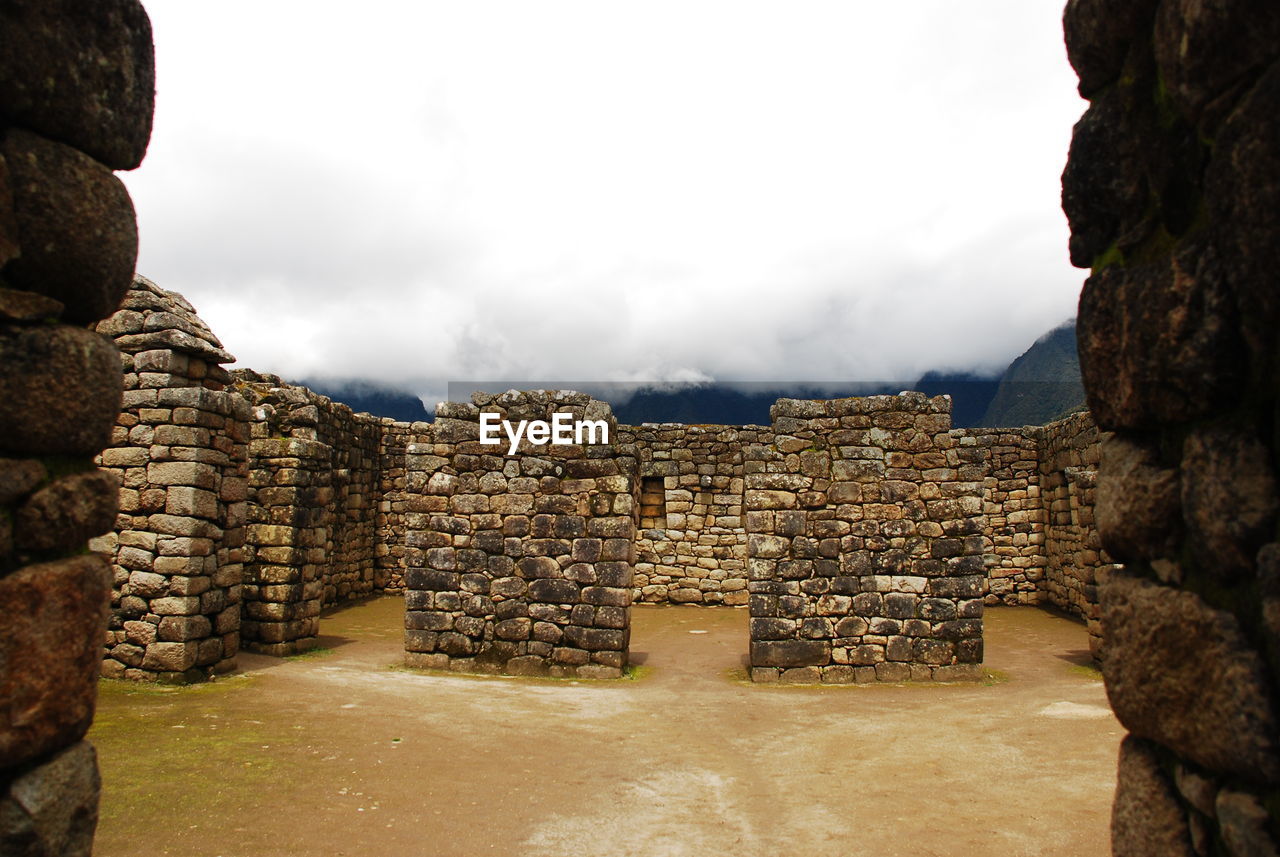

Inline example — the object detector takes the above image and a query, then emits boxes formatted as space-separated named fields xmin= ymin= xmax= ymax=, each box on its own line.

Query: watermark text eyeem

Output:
xmin=479 ymin=413 xmax=609 ymax=455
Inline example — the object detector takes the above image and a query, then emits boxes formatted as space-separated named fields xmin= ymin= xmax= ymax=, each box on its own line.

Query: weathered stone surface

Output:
xmin=15 ymin=470 xmax=119 ymax=553
xmin=751 ymin=639 xmax=830 ymax=668
xmin=0 ymin=458 xmax=45 ymax=506
xmin=97 ymin=277 xmax=236 ymax=364
xmin=1216 ymin=787 xmax=1280 ymax=857
xmin=1096 ymin=433 xmax=1181 ymax=561
xmin=1064 ymin=3 xmax=1280 ymax=849
xmin=392 ymin=390 xmax=631 ymax=677
xmin=1153 ymin=0 xmax=1280 ymax=128
xmin=1063 ymin=0 xmax=1159 ymax=97
xmin=0 ymin=152 xmax=18 ymax=266
xmin=0 ymin=741 xmax=100 ymax=857
xmin=1112 ymin=736 xmax=1197 ymax=857
xmin=0 ymin=287 xmax=62 ymax=323
xmin=1061 ymin=71 xmax=1153 ymax=269
xmin=1077 ymin=240 xmax=1244 ymax=430
xmin=1205 ymin=63 xmax=1280 ymax=365
xmin=1101 ymin=573 xmax=1280 ymax=784
xmin=0 ymin=325 xmax=121 ymax=456
xmin=1 ymin=129 xmax=138 ymax=323
xmin=141 ymin=642 xmax=197 ymax=672
xmin=0 ymin=555 xmax=112 ymax=769
xmin=0 ymin=0 xmax=155 ymax=170
xmin=1181 ymin=424 xmax=1277 ymax=576
xmin=1259 ymin=544 xmax=1280 ymax=676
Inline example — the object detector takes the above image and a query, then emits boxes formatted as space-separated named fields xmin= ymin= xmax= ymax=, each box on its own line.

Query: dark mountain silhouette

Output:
xmin=293 ymin=378 xmax=428 ymax=423
xmin=300 ymin=321 xmax=1082 ymax=429
xmin=977 ymin=320 xmax=1086 ymax=427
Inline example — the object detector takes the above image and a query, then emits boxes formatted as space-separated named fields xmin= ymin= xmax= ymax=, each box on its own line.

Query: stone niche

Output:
xmin=403 ymin=390 xmax=636 ymax=678
xmin=746 ymin=393 xmax=986 ymax=683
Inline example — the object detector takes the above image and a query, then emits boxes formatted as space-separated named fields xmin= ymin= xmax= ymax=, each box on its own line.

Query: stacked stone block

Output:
xmin=235 ymin=372 xmax=388 ymax=654
xmin=746 ymin=394 xmax=986 ymax=683
xmin=403 ymin=391 xmax=635 ymax=678
xmin=0 ymin=2 xmax=155 ymax=853
xmin=377 ymin=419 xmax=432 ymax=592
xmin=620 ymin=423 xmax=759 ymax=606
xmin=92 ymin=276 xmax=250 ymax=680
xmin=1063 ymin=1 xmax=1280 ymax=852
xmin=1037 ymin=410 xmax=1113 ymax=659
xmin=957 ymin=414 xmax=1112 ymax=661
xmin=962 ymin=428 xmax=1046 ymax=605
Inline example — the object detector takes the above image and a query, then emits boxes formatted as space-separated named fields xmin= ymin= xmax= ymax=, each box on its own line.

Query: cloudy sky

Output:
xmin=123 ymin=1 xmax=1087 ymax=405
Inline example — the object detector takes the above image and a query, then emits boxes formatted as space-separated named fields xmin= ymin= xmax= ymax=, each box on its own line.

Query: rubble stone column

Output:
xmin=0 ymin=1 xmax=156 ymax=853
xmin=1063 ymin=0 xmax=1280 ymax=852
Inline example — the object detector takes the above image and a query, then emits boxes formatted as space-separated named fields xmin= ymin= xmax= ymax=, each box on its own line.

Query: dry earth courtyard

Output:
xmin=92 ymin=600 xmax=1120 ymax=857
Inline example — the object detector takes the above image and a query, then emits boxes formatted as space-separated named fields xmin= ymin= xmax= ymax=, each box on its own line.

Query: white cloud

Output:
xmin=124 ymin=0 xmax=1088 ymax=398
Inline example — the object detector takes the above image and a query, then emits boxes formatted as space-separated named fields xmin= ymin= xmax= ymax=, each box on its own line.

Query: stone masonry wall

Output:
xmin=621 ymin=415 xmax=1114 ymax=622
xmin=621 ymin=423 xmax=761 ymax=606
xmin=86 ymin=300 xmax=1117 ymax=678
xmin=1063 ymin=1 xmax=1280 ymax=853
xmin=92 ymin=276 xmax=250 ymax=681
xmin=1037 ymin=410 xmax=1114 ymax=660
xmin=960 ymin=427 xmax=1046 ymax=606
xmin=746 ymin=394 xmax=985 ymax=683
xmin=378 ymin=419 xmax=432 ymax=593
xmin=0 ymin=2 xmax=156 ymax=854
xmin=234 ymin=372 xmax=389 ymax=655
xmin=959 ymin=414 xmax=1112 ymax=661
xmin=403 ymin=391 xmax=635 ymax=678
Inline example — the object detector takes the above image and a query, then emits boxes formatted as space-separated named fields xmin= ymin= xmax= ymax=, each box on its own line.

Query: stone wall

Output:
xmin=746 ymin=394 xmax=985 ymax=683
xmin=92 ymin=276 xmax=250 ymax=681
xmin=403 ymin=391 xmax=635 ymax=678
xmin=0 ymin=2 xmax=156 ymax=853
xmin=957 ymin=413 xmax=1112 ymax=660
xmin=961 ymin=427 xmax=1046 ymax=606
xmin=377 ymin=420 xmax=431 ymax=593
xmin=1063 ymin=1 xmax=1280 ymax=852
xmin=88 ymin=343 xmax=419 ymax=664
xmin=621 ymin=423 xmax=760 ymax=606
xmin=1037 ymin=410 xmax=1113 ymax=659
xmin=234 ymin=372 xmax=388 ymax=654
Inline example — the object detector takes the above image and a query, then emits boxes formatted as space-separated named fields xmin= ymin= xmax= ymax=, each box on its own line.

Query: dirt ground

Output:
xmin=91 ymin=598 xmax=1120 ymax=857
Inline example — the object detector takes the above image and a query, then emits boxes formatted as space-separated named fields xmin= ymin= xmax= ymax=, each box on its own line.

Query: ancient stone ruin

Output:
xmin=82 ymin=275 xmax=1115 ymax=685
xmin=5 ymin=1 xmax=1279 ymax=854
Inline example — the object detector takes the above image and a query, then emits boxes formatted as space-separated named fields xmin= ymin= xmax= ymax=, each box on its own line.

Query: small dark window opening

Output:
xmin=639 ymin=476 xmax=666 ymax=528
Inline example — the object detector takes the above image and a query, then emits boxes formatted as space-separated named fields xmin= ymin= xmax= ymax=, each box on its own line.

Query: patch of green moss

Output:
xmin=981 ymin=668 xmax=1010 ymax=686
xmin=284 ymin=645 xmax=335 ymax=661
xmin=622 ymin=664 xmax=653 ymax=681
xmin=1091 ymin=242 xmax=1127 ymax=273
xmin=91 ymin=673 xmax=278 ymax=829
xmin=1124 ymin=223 xmax=1182 ymax=268
xmin=98 ymin=673 xmax=257 ymax=698
xmin=1068 ymin=663 xmax=1104 ymax=681
xmin=389 ymin=662 xmax=632 ymax=684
